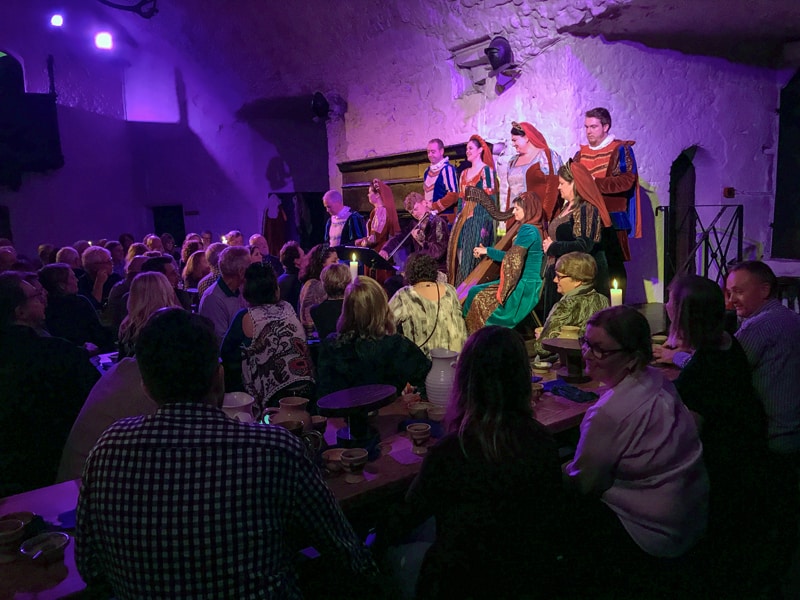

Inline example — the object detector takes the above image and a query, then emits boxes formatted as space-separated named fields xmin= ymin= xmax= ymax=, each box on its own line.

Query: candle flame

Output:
xmin=613 ymin=279 xmax=618 ymax=290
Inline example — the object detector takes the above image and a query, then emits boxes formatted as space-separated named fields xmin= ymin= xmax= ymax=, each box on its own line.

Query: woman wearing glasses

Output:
xmin=564 ymin=306 xmax=708 ymax=596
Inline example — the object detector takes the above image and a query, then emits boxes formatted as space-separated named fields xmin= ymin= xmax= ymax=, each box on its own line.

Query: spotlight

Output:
xmin=50 ymin=14 xmax=64 ymax=27
xmin=94 ymin=32 xmax=113 ymax=50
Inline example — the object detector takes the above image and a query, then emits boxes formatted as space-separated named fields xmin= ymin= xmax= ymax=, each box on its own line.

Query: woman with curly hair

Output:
xmin=316 ymin=276 xmax=430 ymax=397
xmin=297 ymin=243 xmax=339 ymax=335
xmin=117 ymin=272 xmax=182 ymax=358
xmin=182 ymin=250 xmax=210 ymax=290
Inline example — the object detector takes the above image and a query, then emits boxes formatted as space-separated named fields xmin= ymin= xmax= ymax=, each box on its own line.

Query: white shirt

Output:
xmin=327 ymin=206 xmax=352 ymax=247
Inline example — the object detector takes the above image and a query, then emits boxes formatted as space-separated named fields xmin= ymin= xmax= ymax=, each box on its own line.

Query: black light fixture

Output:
xmin=96 ymin=0 xmax=158 ymax=19
xmin=484 ymin=36 xmax=514 ymax=76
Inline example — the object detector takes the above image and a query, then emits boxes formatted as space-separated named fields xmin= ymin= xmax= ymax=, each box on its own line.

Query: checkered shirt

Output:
xmin=76 ymin=403 xmax=375 ymax=599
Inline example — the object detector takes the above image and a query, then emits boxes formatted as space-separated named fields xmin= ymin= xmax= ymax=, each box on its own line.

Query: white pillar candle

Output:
xmin=349 ymin=254 xmax=359 ymax=280
xmin=610 ymin=279 xmax=623 ymax=306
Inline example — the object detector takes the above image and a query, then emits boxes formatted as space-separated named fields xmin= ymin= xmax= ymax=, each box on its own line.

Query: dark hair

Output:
xmin=243 ymin=262 xmax=278 ymax=305
xmin=404 ymin=253 xmax=439 ymax=285
xmin=668 ymin=275 xmax=725 ymax=350
xmin=141 ymin=256 xmax=174 ymax=275
xmin=727 ymin=260 xmax=778 ymax=298
xmin=135 ymin=309 xmax=219 ymax=405
xmin=0 ymin=272 xmax=26 ymax=328
xmin=118 ymin=233 xmax=135 ymax=248
xmin=586 ymin=306 xmax=652 ymax=370
xmin=557 ymin=160 xmax=585 ymax=205
xmin=510 ymin=123 xmax=525 ymax=136
xmin=585 ymin=107 xmax=612 ymax=129
xmin=428 ymin=138 xmax=444 ymax=150
xmin=300 ymin=243 xmax=336 ymax=283
xmin=181 ymin=239 xmax=203 ymax=264
xmin=38 ymin=263 xmax=72 ymax=297
xmin=279 ymin=241 xmax=302 ymax=270
xmin=447 ymin=327 xmax=535 ymax=462
xmin=320 ymin=263 xmax=351 ymax=298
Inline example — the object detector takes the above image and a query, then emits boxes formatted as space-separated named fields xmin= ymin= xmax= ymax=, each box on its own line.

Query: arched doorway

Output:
xmin=0 ymin=50 xmax=24 ymax=96
xmin=666 ymin=146 xmax=698 ymax=289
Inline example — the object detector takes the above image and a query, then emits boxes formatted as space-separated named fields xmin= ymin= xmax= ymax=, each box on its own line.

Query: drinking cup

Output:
xmin=407 ymin=423 xmax=431 ymax=455
xmin=340 ymin=448 xmax=369 ymax=483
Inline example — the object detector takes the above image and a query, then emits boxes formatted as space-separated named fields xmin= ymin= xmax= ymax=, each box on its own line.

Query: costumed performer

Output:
xmin=447 ymin=134 xmax=499 ymax=287
xmin=355 ymin=179 xmax=401 ymax=253
xmin=425 ymin=138 xmax=460 ymax=223
xmin=463 ymin=192 xmax=543 ymax=334
xmin=539 ymin=160 xmax=611 ymax=321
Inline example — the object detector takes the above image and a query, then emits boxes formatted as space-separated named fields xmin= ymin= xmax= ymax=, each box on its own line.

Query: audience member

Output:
xmin=118 ymin=233 xmax=135 ymax=253
xmin=141 ymin=255 xmax=192 ymax=311
xmin=317 ymin=276 xmax=431 ymax=397
xmin=197 ymin=242 xmax=227 ymax=297
xmin=0 ymin=272 xmax=99 ymax=495
xmin=125 ymin=242 xmax=147 ymax=265
xmin=198 ymin=245 xmax=249 ymax=340
xmin=311 ymin=263 xmax=351 ymax=341
xmin=221 ymin=263 xmax=314 ymax=415
xmin=106 ymin=255 xmax=147 ymax=334
xmin=143 ymin=234 xmax=163 ymax=253
xmin=73 ymin=240 xmax=91 ymax=258
xmin=277 ymin=240 xmax=303 ymax=313
xmin=182 ymin=250 xmax=210 ymax=290
xmin=389 ymin=252 xmax=466 ymax=357
xmin=376 ymin=327 xmax=568 ymax=599
xmin=118 ymin=272 xmax=182 ymax=358
xmin=75 ymin=308 xmax=377 ymax=598
xmin=224 ymin=229 xmax=244 ymax=246
xmin=160 ymin=232 xmax=180 ymax=261
xmin=104 ymin=240 xmax=125 ymax=278
xmin=79 ymin=246 xmax=122 ymax=310
xmin=38 ymin=243 xmax=56 ymax=266
xmin=565 ymin=306 xmax=708 ymax=596
xmin=200 ymin=230 xmax=214 ymax=248
xmin=298 ymin=244 xmax=339 ymax=335
xmin=0 ymin=246 xmax=18 ymax=272
xmin=39 ymin=263 xmax=115 ymax=353
xmin=249 ymin=233 xmax=284 ymax=277
xmin=56 ymin=246 xmax=82 ymax=271
xmin=529 ymin=252 xmax=609 ymax=358
xmin=180 ymin=238 xmax=203 ymax=270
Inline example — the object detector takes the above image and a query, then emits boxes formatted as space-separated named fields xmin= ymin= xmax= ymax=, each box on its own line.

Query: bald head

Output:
xmin=323 ymin=190 xmax=344 ymax=217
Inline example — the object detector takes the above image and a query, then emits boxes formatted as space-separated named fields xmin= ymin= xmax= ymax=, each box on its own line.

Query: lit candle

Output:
xmin=349 ymin=253 xmax=359 ymax=280
xmin=610 ymin=279 xmax=623 ymax=306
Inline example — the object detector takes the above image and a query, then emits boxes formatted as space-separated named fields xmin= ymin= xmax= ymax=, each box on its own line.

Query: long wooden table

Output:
xmin=0 ymin=374 xmax=616 ymax=598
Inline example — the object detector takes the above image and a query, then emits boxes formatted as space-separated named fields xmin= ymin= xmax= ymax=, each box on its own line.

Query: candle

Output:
xmin=610 ymin=279 xmax=623 ymax=306
xmin=349 ymin=254 xmax=359 ymax=281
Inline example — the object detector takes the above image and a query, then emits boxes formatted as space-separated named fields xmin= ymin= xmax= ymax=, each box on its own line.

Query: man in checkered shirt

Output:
xmin=76 ymin=309 xmax=376 ymax=599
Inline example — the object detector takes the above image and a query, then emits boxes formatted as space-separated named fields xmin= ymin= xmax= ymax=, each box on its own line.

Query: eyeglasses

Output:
xmin=578 ymin=335 xmax=627 ymax=360
xmin=554 ymin=273 xmax=572 ymax=282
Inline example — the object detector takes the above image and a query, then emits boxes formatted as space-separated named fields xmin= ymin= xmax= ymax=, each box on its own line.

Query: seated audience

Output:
xmin=106 ymin=255 xmax=147 ymax=334
xmin=389 ymin=252 xmax=466 ymax=357
xmin=125 ymin=242 xmax=147 ymax=265
xmin=528 ymin=251 xmax=609 ymax=358
xmin=200 ymin=230 xmax=214 ymax=248
xmin=104 ymin=240 xmax=125 ymax=278
xmin=224 ymin=229 xmax=244 ymax=246
xmin=75 ymin=309 xmax=377 ymax=598
xmin=73 ymin=240 xmax=91 ymax=258
xmin=56 ymin=246 xmax=82 ymax=271
xmin=78 ymin=246 xmax=122 ymax=310
xmin=118 ymin=272 xmax=182 ymax=358
xmin=198 ymin=245 xmax=249 ymax=341
xmin=311 ymin=263 xmax=352 ymax=340
xmin=118 ymin=233 xmax=135 ymax=253
xmin=249 ymin=233 xmax=284 ymax=277
xmin=221 ymin=263 xmax=314 ymax=415
xmin=197 ymin=242 xmax=227 ymax=297
xmin=141 ymin=255 xmax=192 ymax=311
xmin=38 ymin=243 xmax=56 ymax=266
xmin=298 ymin=244 xmax=339 ymax=335
xmin=0 ymin=246 xmax=17 ymax=272
xmin=564 ymin=306 xmax=708 ymax=596
xmin=654 ymin=274 xmax=774 ymax=594
xmin=317 ymin=276 xmax=431 ymax=397
xmin=39 ymin=263 xmax=115 ymax=352
xmin=182 ymin=249 xmax=210 ymax=290
xmin=160 ymin=232 xmax=180 ymax=262
xmin=277 ymin=240 xmax=303 ymax=313
xmin=0 ymin=272 xmax=99 ymax=495
xmin=376 ymin=326 xmax=568 ymax=599
xmin=143 ymin=233 xmax=163 ymax=253
xmin=57 ymin=355 xmax=156 ymax=482
xmin=179 ymin=238 xmax=203 ymax=271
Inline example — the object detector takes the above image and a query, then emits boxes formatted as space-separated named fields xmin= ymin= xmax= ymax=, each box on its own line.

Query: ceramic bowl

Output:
xmin=532 ymin=361 xmax=551 ymax=375
xmin=407 ymin=423 xmax=432 ymax=455
xmin=408 ymin=402 xmax=430 ymax=420
xmin=340 ymin=448 xmax=369 ymax=483
xmin=558 ymin=325 xmax=580 ymax=340
xmin=311 ymin=415 xmax=328 ymax=434
xmin=651 ymin=334 xmax=668 ymax=346
xmin=427 ymin=406 xmax=447 ymax=422
xmin=0 ymin=519 xmax=25 ymax=553
xmin=322 ymin=448 xmax=345 ymax=472
xmin=221 ymin=392 xmax=255 ymax=421
xmin=19 ymin=532 xmax=71 ymax=565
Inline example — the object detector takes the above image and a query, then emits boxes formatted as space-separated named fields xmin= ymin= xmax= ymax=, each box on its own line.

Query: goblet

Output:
xmin=407 ymin=423 xmax=431 ymax=455
xmin=340 ymin=448 xmax=369 ymax=483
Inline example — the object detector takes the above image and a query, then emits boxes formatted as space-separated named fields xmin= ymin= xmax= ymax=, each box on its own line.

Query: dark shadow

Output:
xmin=773 ymin=68 xmax=800 ymax=259
xmin=667 ymin=146 xmax=698 ymax=288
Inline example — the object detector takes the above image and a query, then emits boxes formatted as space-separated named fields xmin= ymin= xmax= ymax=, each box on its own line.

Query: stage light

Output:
xmin=50 ymin=14 xmax=64 ymax=27
xmin=94 ymin=32 xmax=113 ymax=50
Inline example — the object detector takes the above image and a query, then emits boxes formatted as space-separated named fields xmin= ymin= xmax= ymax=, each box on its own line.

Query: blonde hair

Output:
xmin=119 ymin=272 xmax=182 ymax=351
xmin=336 ymin=276 xmax=395 ymax=339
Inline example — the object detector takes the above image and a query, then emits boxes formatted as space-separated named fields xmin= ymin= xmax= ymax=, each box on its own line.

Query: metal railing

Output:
xmin=656 ymin=204 xmax=744 ymax=295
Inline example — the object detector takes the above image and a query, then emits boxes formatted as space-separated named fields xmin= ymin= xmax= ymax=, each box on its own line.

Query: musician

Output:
xmin=355 ymin=179 xmax=401 ymax=253
xmin=447 ymin=135 xmax=499 ymax=287
xmin=507 ymin=122 xmax=563 ymax=238
xmin=463 ymin=192 xmax=544 ymax=334
xmin=380 ymin=192 xmax=449 ymax=273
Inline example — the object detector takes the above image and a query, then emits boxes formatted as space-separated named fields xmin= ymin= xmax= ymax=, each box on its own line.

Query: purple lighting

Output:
xmin=94 ymin=32 xmax=113 ymax=50
xmin=50 ymin=14 xmax=64 ymax=27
